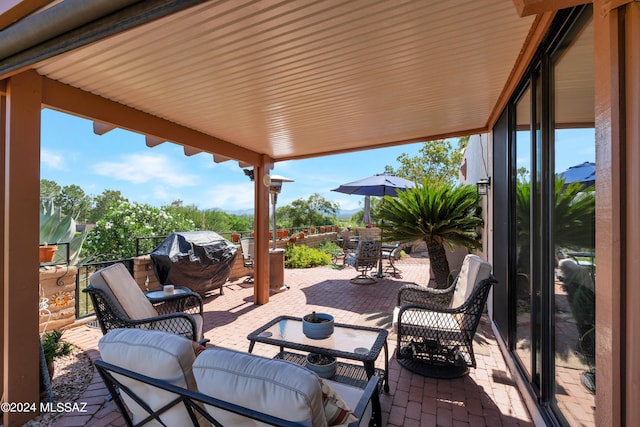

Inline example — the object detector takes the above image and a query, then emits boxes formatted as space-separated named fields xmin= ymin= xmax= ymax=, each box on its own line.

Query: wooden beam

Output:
xmin=145 ymin=136 xmax=165 ymax=147
xmin=93 ymin=121 xmax=115 ymax=135
xmin=183 ymin=146 xmax=202 ymax=156
xmin=213 ymin=154 xmax=230 ymax=163
xmin=253 ymin=156 xmax=274 ymax=305
xmin=276 ymin=127 xmax=488 ymax=162
xmin=623 ymin=4 xmax=640 ymax=425
xmin=593 ymin=1 xmax=624 ymax=424
xmin=40 ymin=77 xmax=262 ymax=165
xmin=512 ymin=0 xmax=591 ymax=17
xmin=2 ymin=69 xmax=41 ymax=426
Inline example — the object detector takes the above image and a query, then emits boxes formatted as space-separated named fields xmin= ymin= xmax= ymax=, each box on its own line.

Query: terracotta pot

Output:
xmin=320 ymin=226 xmax=326 ymax=233
xmin=231 ymin=233 xmax=241 ymax=243
xmin=289 ymin=236 xmax=297 ymax=244
xmin=310 ymin=226 xmax=316 ymax=234
xmin=39 ymin=245 xmax=58 ymax=263
xmin=277 ymin=230 xmax=284 ymax=239
xmin=283 ymin=229 xmax=289 ymax=237
xmin=299 ymin=232 xmax=305 ymax=239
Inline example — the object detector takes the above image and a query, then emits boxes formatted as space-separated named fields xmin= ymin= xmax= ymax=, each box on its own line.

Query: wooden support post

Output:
xmin=253 ymin=157 xmax=273 ymax=305
xmin=2 ymin=70 xmax=41 ymax=426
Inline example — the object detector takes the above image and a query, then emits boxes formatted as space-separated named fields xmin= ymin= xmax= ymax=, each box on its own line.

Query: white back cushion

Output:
xmin=450 ymin=255 xmax=492 ymax=308
xmin=98 ymin=329 xmax=206 ymax=426
xmin=90 ymin=263 xmax=158 ymax=319
xmin=194 ymin=348 xmax=326 ymax=427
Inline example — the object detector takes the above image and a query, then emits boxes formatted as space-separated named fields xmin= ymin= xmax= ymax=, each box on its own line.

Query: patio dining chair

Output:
xmin=240 ymin=237 xmax=254 ymax=281
xmin=381 ymin=242 xmax=402 ymax=277
xmin=83 ymin=262 xmax=205 ymax=342
xmin=345 ymin=240 xmax=382 ymax=285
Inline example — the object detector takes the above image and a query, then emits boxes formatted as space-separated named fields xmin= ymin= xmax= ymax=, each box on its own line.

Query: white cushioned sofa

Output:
xmin=96 ymin=329 xmax=381 ymax=427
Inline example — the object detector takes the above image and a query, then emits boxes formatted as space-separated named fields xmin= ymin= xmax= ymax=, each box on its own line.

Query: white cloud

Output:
xmin=197 ymin=182 xmax=256 ymax=210
xmin=93 ymin=153 xmax=198 ymax=187
xmin=41 ymin=149 xmax=65 ymax=170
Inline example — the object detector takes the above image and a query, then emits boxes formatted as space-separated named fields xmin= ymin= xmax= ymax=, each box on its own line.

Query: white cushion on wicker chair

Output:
xmin=194 ymin=348 xmax=326 ymax=426
xmin=450 ymin=255 xmax=492 ymax=308
xmin=90 ymin=263 xmax=158 ymax=320
xmin=98 ymin=329 xmax=207 ymax=426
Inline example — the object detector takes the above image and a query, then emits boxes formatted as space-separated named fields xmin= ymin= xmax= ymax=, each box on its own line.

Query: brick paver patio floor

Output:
xmin=44 ymin=253 xmax=533 ymax=427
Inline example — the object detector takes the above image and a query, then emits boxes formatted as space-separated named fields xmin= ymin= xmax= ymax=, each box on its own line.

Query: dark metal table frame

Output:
xmin=247 ymin=315 xmax=389 ymax=392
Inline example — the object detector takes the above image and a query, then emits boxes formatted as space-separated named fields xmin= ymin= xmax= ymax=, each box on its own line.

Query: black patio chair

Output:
xmin=345 ymin=240 xmax=382 ymax=285
xmin=394 ymin=276 xmax=498 ymax=378
xmin=83 ymin=263 xmax=205 ymax=343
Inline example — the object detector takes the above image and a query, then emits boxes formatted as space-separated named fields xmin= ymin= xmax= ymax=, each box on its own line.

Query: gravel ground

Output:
xmin=23 ymin=346 xmax=94 ymax=426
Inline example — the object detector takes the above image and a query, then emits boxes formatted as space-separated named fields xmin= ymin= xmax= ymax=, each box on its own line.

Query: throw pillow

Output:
xmin=319 ymin=378 xmax=358 ymax=426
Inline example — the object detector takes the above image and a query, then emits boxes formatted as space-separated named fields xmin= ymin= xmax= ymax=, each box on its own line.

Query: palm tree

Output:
xmin=379 ymin=180 xmax=483 ymax=288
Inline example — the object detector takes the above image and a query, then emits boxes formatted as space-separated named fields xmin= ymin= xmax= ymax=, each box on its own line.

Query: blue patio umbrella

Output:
xmin=558 ymin=161 xmax=595 ymax=188
xmin=332 ymin=172 xmax=415 ymax=277
xmin=331 ymin=172 xmax=416 ymax=197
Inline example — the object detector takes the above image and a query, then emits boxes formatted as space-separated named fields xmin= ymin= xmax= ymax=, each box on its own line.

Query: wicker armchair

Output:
xmin=83 ymin=263 xmax=205 ymax=342
xmin=345 ymin=240 xmax=382 ymax=284
xmin=394 ymin=276 xmax=497 ymax=378
xmin=397 ymin=254 xmax=492 ymax=308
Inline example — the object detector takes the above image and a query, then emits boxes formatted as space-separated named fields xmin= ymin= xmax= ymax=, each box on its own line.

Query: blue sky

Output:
xmin=41 ymin=109 xmax=425 ymax=212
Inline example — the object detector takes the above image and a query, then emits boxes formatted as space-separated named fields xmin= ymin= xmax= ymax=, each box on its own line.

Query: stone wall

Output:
xmin=39 ymin=265 xmax=78 ymax=332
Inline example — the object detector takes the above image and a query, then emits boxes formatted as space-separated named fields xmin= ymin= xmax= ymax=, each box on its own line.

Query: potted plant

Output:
xmin=302 ymin=311 xmax=334 ymax=339
xmin=306 ymin=353 xmax=337 ymax=378
xmin=39 ymin=200 xmax=89 ymax=265
xmin=41 ymin=330 xmax=73 ymax=385
xmin=39 ymin=243 xmax=58 ymax=263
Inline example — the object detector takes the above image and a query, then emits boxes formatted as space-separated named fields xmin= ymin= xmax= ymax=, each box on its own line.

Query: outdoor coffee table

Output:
xmin=247 ymin=315 xmax=389 ymax=392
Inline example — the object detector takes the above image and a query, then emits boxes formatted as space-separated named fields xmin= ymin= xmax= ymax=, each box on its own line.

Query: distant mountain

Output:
xmin=224 ymin=208 xmax=254 ymax=216
xmin=336 ymin=208 xmax=361 ymax=219
xmin=223 ymin=207 xmax=361 ymax=218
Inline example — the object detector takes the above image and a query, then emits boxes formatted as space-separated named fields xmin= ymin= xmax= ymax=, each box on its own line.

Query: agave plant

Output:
xmin=40 ymin=199 xmax=88 ymax=265
xmin=379 ymin=179 xmax=483 ymax=288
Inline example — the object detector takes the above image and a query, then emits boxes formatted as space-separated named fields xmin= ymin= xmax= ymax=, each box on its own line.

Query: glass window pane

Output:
xmin=514 ymin=85 xmax=532 ymax=378
xmin=552 ymin=13 xmax=595 ymax=426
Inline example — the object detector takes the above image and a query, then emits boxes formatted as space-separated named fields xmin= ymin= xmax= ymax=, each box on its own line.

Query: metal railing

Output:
xmin=75 ymin=258 xmax=134 ymax=319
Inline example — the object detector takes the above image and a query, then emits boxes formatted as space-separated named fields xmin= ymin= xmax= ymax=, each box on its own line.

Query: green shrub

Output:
xmin=285 ymin=244 xmax=331 ymax=268
xmin=317 ymin=240 xmax=342 ymax=258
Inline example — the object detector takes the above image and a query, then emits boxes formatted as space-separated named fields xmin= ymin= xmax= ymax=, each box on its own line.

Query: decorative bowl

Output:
xmin=305 ymin=353 xmax=336 ymax=378
xmin=302 ymin=312 xmax=334 ymax=339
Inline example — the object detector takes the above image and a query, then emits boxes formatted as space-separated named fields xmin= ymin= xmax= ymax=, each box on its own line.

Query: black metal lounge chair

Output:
xmin=83 ymin=263 xmax=205 ymax=342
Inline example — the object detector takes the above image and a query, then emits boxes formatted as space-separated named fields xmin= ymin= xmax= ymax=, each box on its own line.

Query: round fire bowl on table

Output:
xmin=302 ymin=313 xmax=334 ymax=339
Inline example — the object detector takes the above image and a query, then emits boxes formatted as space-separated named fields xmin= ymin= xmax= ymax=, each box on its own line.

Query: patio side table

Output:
xmin=247 ymin=315 xmax=389 ymax=392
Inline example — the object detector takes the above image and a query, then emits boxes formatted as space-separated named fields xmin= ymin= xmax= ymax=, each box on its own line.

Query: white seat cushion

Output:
xmin=194 ymin=348 xmax=327 ymax=427
xmin=90 ymin=263 xmax=158 ymax=320
xmin=393 ymin=309 xmax=461 ymax=333
xmin=98 ymin=329 xmax=207 ymax=426
xmin=450 ymin=255 xmax=492 ymax=308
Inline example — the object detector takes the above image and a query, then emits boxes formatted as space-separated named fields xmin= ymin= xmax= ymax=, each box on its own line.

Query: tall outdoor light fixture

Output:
xmin=265 ymin=174 xmax=294 ymax=294
xmin=268 ymin=174 xmax=294 ymax=250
